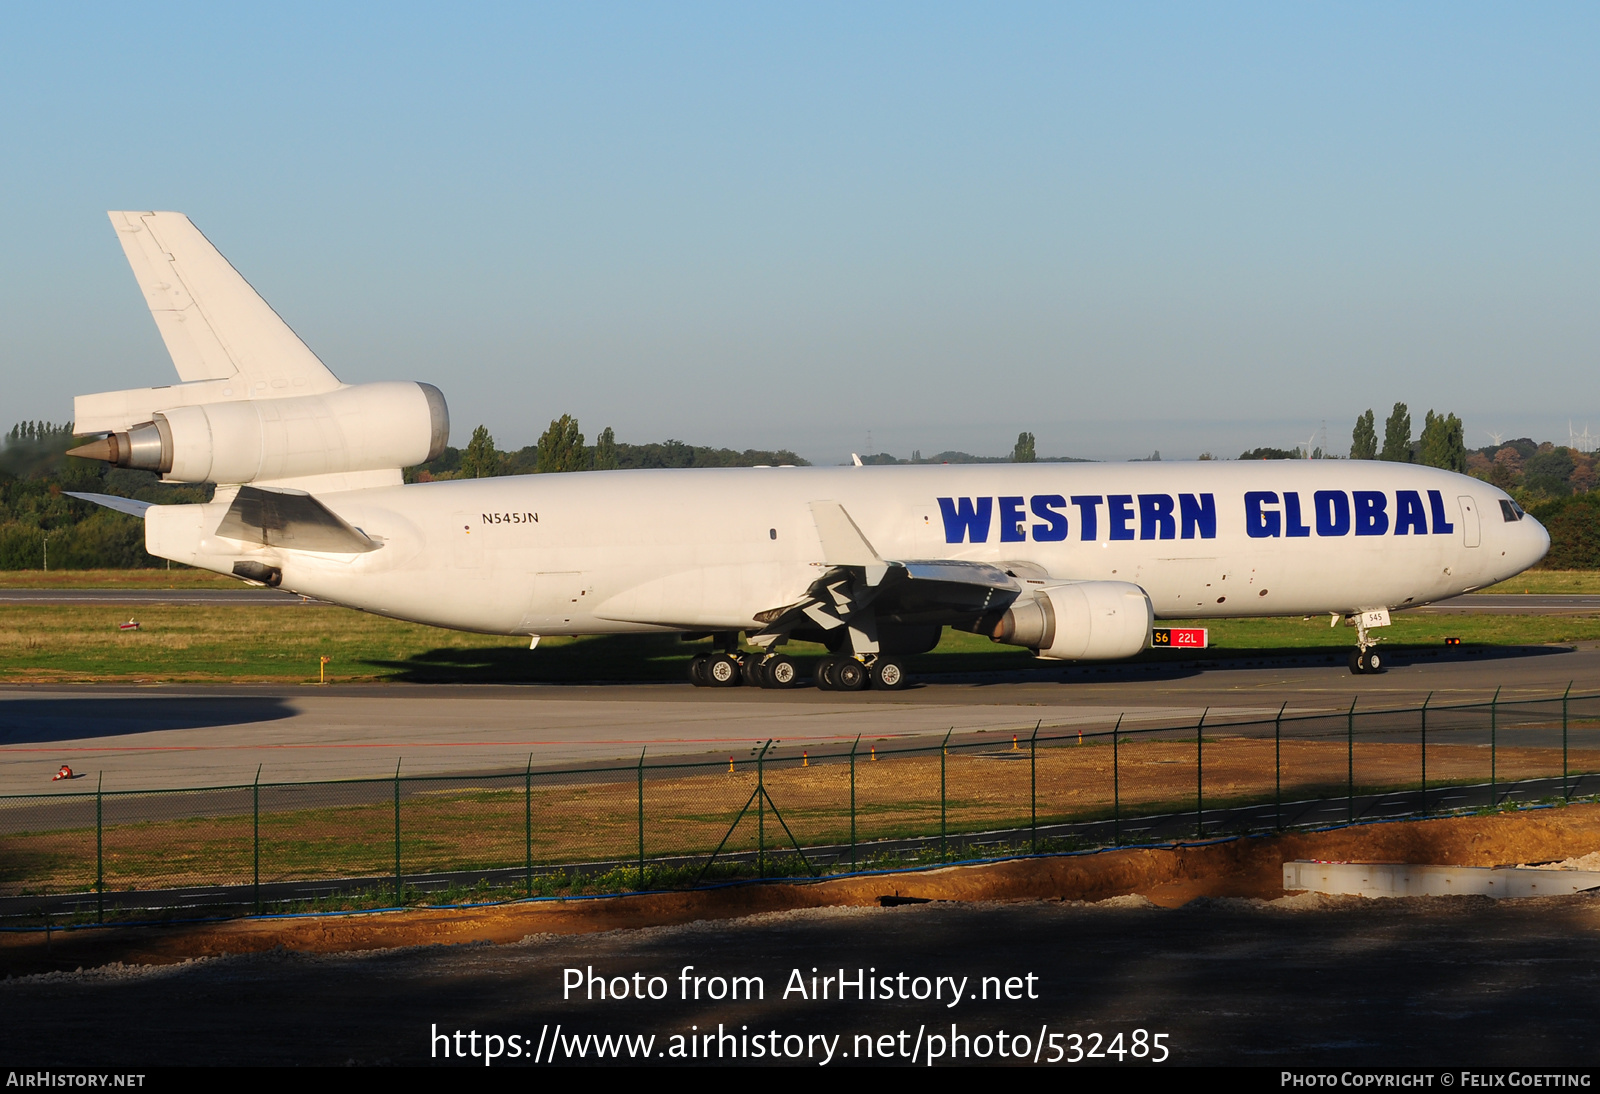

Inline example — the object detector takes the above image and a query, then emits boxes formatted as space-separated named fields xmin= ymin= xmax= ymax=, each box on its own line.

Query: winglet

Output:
xmin=809 ymin=500 xmax=888 ymax=585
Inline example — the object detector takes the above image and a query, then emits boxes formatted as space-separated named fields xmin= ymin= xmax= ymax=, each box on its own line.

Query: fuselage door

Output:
xmin=1458 ymin=496 xmax=1481 ymax=548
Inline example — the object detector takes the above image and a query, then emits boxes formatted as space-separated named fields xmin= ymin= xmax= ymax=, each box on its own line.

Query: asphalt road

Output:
xmin=1 ymin=642 xmax=1594 ymax=793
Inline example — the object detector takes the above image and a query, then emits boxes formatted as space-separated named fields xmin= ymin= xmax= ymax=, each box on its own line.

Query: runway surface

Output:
xmin=1 ymin=642 xmax=1593 ymax=794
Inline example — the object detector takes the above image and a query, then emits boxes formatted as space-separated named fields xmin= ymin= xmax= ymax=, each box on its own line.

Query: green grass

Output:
xmin=2 ymin=599 xmax=1598 ymax=684
xmin=1480 ymin=571 xmax=1600 ymax=594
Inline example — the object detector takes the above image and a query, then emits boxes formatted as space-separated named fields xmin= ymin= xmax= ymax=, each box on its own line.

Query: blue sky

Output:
xmin=2 ymin=3 xmax=1596 ymax=463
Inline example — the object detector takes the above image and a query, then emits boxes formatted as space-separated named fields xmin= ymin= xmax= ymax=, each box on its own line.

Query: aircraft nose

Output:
xmin=1521 ymin=513 xmax=1551 ymax=570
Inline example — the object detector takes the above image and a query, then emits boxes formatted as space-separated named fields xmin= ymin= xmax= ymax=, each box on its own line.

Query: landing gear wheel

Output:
xmin=870 ymin=657 xmax=909 ymax=690
xmin=834 ymin=658 xmax=869 ymax=691
xmin=814 ymin=657 xmax=840 ymax=691
xmin=739 ymin=654 xmax=767 ymax=688
xmin=706 ymin=653 xmax=742 ymax=687
xmin=689 ymin=653 xmax=711 ymax=687
xmin=761 ymin=654 xmax=800 ymax=689
xmin=1349 ymin=649 xmax=1386 ymax=675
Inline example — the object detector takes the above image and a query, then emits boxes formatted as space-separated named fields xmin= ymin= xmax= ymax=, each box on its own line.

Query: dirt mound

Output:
xmin=6 ymin=803 xmax=1599 ymax=977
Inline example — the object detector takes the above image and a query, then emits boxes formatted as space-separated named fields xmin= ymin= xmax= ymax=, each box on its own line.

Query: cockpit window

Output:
xmin=1500 ymin=499 xmax=1524 ymax=522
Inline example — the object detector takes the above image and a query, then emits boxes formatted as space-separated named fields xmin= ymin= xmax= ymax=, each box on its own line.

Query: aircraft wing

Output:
xmin=749 ymin=503 xmax=1024 ymax=649
xmin=107 ymin=211 xmax=342 ymax=392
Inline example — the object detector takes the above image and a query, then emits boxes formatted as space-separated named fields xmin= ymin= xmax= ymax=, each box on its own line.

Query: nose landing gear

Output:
xmin=1346 ymin=614 xmax=1387 ymax=675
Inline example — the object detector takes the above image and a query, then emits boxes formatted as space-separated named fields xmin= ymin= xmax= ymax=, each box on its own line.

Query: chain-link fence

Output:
xmin=3 ymin=686 xmax=1598 ymax=920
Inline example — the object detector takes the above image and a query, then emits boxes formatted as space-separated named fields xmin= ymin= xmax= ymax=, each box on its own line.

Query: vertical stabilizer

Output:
xmin=107 ymin=211 xmax=341 ymax=393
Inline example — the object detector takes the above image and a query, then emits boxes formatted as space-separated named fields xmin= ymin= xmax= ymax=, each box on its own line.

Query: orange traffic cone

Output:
xmin=52 ymin=765 xmax=73 ymax=781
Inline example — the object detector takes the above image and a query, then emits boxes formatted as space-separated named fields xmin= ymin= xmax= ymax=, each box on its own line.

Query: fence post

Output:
xmin=95 ymin=772 xmax=103 ymax=924
xmin=534 ymin=751 xmax=540 ymax=895
xmin=1490 ymin=686 xmax=1500 ymax=808
xmin=1195 ymin=708 xmax=1207 ymax=838
xmin=1112 ymin=714 xmax=1123 ymax=846
xmin=1563 ymin=681 xmax=1573 ymax=802
xmin=1347 ymin=697 xmax=1357 ymax=824
xmin=636 ymin=749 xmax=646 ymax=890
xmin=253 ymin=764 xmax=262 ymax=914
xmin=1274 ymin=701 xmax=1286 ymax=831
xmin=1420 ymin=693 xmax=1431 ymax=816
xmin=757 ymin=741 xmax=768 ymax=879
xmin=1029 ymin=720 xmax=1039 ymax=853
xmin=940 ymin=728 xmax=951 ymax=858
xmin=849 ymin=735 xmax=860 ymax=871
xmin=393 ymin=758 xmax=402 ymax=905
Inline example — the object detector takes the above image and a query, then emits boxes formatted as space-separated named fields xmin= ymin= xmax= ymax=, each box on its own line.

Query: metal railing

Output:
xmin=3 ymin=685 xmax=1598 ymax=922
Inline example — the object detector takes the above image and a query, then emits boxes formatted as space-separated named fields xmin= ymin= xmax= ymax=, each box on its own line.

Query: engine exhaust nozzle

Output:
xmin=66 ymin=419 xmax=172 ymax=473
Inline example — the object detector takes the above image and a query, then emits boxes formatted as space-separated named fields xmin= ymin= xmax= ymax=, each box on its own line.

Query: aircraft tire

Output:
xmin=1364 ymin=649 xmax=1385 ymax=674
xmin=834 ymin=658 xmax=869 ymax=691
xmin=707 ymin=653 xmax=742 ymax=687
xmin=762 ymin=655 xmax=800 ymax=689
xmin=814 ymin=657 xmax=839 ymax=690
xmin=740 ymin=654 xmax=767 ymax=688
xmin=689 ymin=654 xmax=711 ymax=686
xmin=871 ymin=657 xmax=909 ymax=690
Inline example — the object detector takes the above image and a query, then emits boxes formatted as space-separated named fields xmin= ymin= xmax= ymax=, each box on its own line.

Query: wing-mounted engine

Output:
xmin=988 ymin=581 xmax=1155 ymax=660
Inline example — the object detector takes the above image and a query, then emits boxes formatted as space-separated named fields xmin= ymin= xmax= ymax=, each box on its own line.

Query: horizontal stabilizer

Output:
xmin=214 ymin=485 xmax=379 ymax=554
xmin=64 ymin=492 xmax=154 ymax=519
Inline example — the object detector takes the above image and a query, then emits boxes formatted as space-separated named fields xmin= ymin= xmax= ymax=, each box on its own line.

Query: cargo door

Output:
xmin=1458 ymin=496 xmax=1481 ymax=548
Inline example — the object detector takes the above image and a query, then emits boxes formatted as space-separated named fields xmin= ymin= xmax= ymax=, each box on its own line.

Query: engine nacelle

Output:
xmin=70 ymin=381 xmax=448 ymax=485
xmin=991 ymin=581 xmax=1154 ymax=660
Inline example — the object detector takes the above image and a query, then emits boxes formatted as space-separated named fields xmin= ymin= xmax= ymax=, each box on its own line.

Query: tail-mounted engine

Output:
xmin=68 ymin=381 xmax=448 ymax=485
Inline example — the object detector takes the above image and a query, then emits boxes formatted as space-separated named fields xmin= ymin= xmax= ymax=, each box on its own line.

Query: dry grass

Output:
xmin=5 ymin=737 xmax=1595 ymax=896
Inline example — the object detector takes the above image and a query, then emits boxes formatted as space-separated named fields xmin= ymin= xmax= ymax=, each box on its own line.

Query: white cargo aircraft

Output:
xmin=66 ymin=212 xmax=1549 ymax=689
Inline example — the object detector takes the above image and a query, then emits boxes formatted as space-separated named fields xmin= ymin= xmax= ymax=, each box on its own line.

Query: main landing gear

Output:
xmin=688 ymin=651 xmax=803 ymax=690
xmin=687 ymin=650 xmax=910 ymax=691
xmin=815 ymin=655 xmax=909 ymax=692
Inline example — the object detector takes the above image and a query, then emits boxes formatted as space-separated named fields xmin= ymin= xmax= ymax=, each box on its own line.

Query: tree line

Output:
xmin=406 ymin=415 xmax=811 ymax=481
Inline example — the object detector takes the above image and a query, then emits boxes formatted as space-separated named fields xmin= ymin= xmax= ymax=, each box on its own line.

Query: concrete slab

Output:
xmin=1283 ymin=860 xmax=1600 ymax=899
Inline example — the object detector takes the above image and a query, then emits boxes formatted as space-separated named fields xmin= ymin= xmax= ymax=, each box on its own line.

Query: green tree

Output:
xmin=537 ymin=414 xmax=587 ymax=473
xmin=1379 ymin=403 xmax=1412 ymax=463
xmin=1350 ymin=410 xmax=1377 ymax=460
xmin=1418 ymin=410 xmax=1467 ymax=473
xmin=1011 ymin=431 xmax=1036 ymax=463
xmin=594 ymin=426 xmax=619 ymax=471
xmin=459 ymin=425 xmax=500 ymax=478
